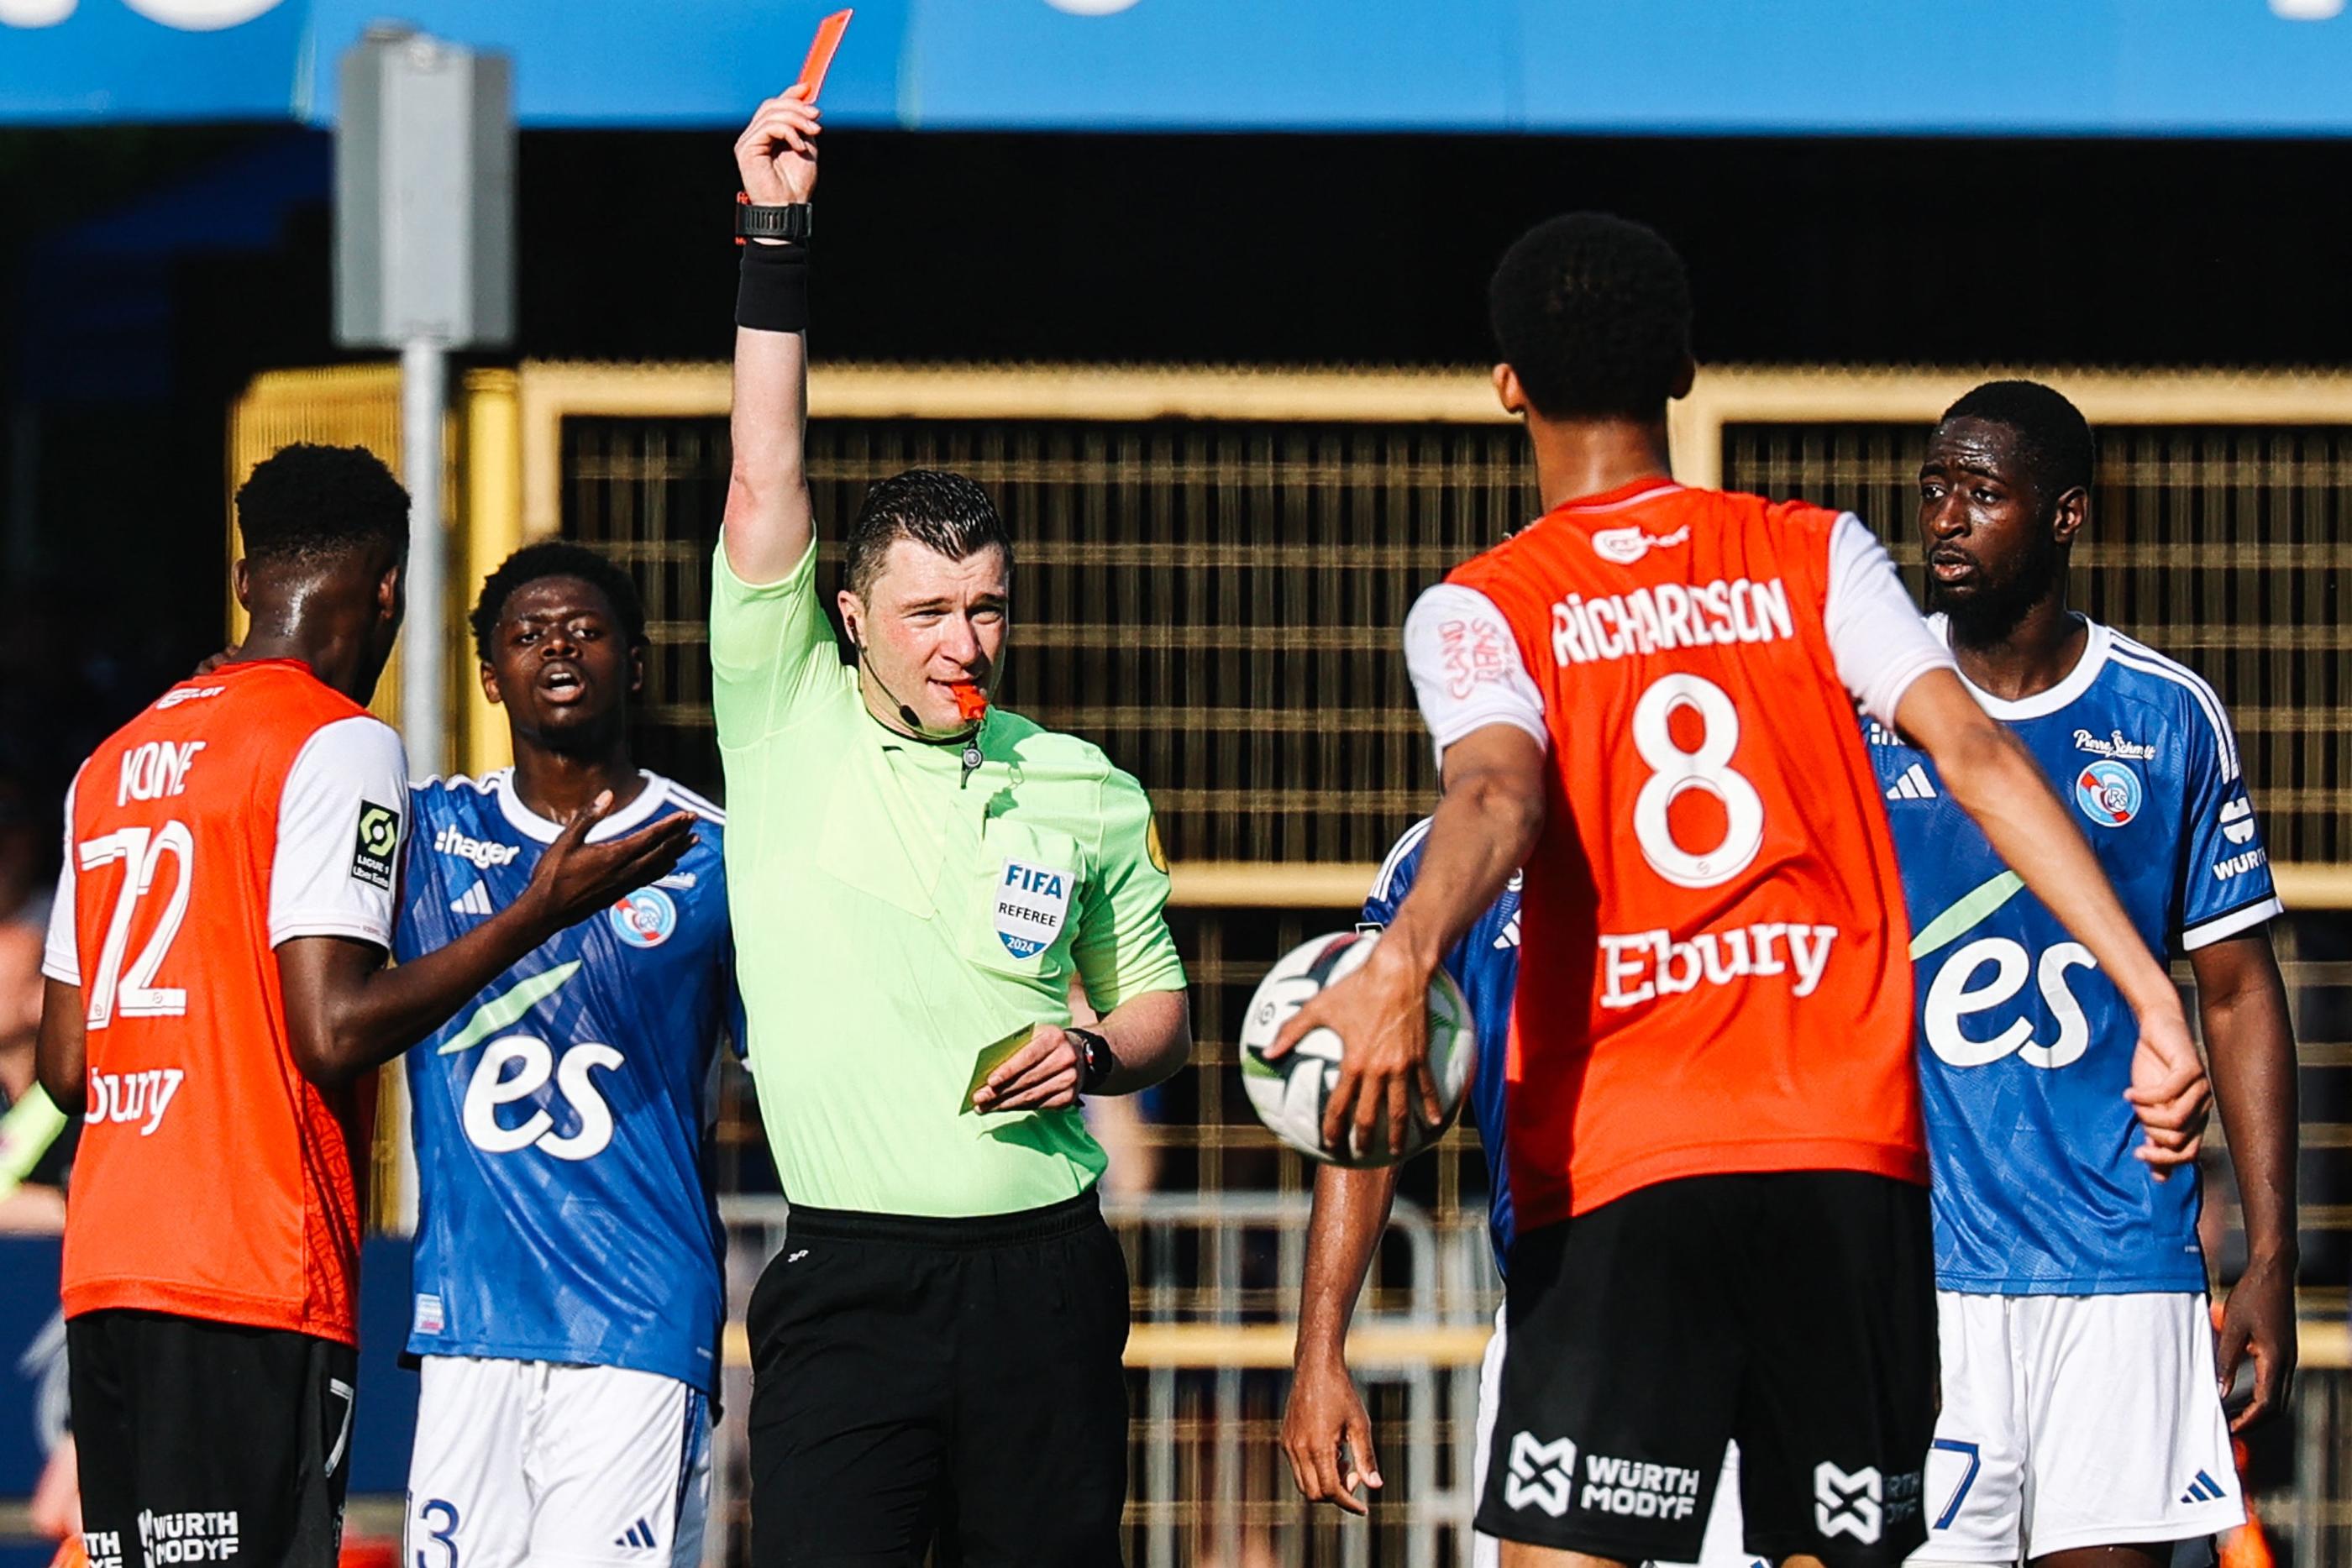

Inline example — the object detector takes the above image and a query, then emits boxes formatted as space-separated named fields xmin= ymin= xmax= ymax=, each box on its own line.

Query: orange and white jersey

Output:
xmin=41 ymin=659 xmax=407 ymax=1344
xmin=1404 ymin=480 xmax=1956 ymax=1228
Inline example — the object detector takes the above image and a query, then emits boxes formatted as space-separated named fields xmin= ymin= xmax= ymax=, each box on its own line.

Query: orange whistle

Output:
xmin=952 ymin=683 xmax=990 ymax=723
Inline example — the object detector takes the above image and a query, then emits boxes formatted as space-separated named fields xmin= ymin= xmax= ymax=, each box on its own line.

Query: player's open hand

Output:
xmin=1282 ymin=1350 xmax=1382 ymax=1515
xmin=2124 ymin=997 xmax=2210 ymax=1179
xmin=735 ymin=86 xmax=820 ymax=208
xmin=1268 ymin=942 xmax=1442 ymax=1161
xmin=522 ymin=789 xmax=696 ymax=932
xmin=972 ymin=1025 xmax=1082 ymax=1113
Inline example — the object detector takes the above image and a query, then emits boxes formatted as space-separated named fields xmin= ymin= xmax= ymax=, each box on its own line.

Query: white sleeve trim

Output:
xmin=1404 ymin=584 xmax=1550 ymax=765
xmin=1823 ymin=512 xmax=1957 ymax=726
xmin=39 ymin=771 xmax=81 ymax=986
xmin=2181 ymin=895 xmax=2282 ymax=952
xmin=266 ymin=716 xmax=409 ymax=951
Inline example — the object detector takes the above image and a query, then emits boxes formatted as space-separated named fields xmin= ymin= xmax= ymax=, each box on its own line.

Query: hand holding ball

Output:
xmin=1242 ymin=931 xmax=1474 ymax=1167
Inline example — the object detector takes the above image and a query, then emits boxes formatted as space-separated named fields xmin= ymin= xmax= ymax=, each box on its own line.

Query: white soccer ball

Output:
xmin=1240 ymin=930 xmax=1475 ymax=1167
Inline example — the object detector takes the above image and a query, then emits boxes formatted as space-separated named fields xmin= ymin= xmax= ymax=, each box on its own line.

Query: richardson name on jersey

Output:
xmin=1599 ymin=921 xmax=1839 ymax=1010
xmin=1551 ymin=576 xmax=1794 ymax=667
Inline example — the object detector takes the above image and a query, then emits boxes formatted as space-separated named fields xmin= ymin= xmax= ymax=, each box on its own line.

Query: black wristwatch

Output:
xmin=1068 ymin=1027 xmax=1117 ymax=1093
xmin=735 ymin=199 xmax=813 ymax=242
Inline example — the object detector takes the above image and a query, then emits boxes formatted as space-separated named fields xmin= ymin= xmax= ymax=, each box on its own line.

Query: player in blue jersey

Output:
xmin=1872 ymin=382 xmax=2298 ymax=1567
xmin=396 ymin=543 xmax=738 ymax=1568
xmin=1281 ymin=820 xmax=1761 ymax=1568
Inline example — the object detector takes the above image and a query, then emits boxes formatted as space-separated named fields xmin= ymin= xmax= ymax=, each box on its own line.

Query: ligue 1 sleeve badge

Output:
xmin=609 ymin=888 xmax=679 ymax=948
xmin=2074 ymin=758 xmax=2145 ymax=828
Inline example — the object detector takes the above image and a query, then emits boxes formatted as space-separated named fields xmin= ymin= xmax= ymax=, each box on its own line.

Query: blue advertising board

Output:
xmin=7 ymin=4 xmax=2352 ymax=134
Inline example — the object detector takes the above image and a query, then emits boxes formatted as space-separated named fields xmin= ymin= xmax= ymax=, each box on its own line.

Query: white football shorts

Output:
xmin=1908 ymin=1290 xmax=2241 ymax=1564
xmin=1470 ymin=1305 xmax=1761 ymax=1568
xmin=407 ymin=1356 xmax=711 ymax=1568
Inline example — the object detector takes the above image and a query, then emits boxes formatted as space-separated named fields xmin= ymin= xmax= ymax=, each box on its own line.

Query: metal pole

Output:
xmin=400 ymin=337 xmax=447 ymax=779
xmin=393 ymin=337 xmax=444 ymax=1235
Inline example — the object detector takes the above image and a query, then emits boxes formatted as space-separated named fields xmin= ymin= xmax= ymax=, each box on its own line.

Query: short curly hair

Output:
xmin=234 ymin=443 xmax=410 ymax=567
xmin=1488 ymin=213 xmax=1693 ymax=422
xmin=1939 ymin=380 xmax=2095 ymax=499
xmin=469 ymin=541 xmax=648 ymax=663
xmin=843 ymin=469 xmax=1012 ymax=601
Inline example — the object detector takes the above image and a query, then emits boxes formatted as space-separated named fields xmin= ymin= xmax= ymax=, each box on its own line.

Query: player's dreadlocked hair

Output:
xmin=470 ymin=541 xmax=648 ymax=663
xmin=1940 ymin=380 xmax=2097 ymax=500
xmin=234 ymin=443 xmax=410 ymax=568
xmin=843 ymin=469 xmax=1014 ymax=600
xmin=1488 ymin=213 xmax=1693 ymax=422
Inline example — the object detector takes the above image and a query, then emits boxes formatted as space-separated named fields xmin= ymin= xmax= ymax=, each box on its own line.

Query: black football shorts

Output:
xmin=1475 ymin=1171 xmax=1938 ymax=1565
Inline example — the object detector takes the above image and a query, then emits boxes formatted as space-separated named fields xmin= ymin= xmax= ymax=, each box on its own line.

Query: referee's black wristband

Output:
xmin=736 ymin=241 xmax=809 ymax=333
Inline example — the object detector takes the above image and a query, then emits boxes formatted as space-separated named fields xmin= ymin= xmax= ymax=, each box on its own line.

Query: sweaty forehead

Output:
xmin=501 ymin=575 xmax=613 ymax=622
xmin=1924 ymin=417 xmax=2028 ymax=480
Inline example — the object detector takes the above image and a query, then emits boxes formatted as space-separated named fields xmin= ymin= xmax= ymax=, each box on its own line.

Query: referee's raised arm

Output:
xmin=723 ymin=87 xmax=820 ymax=586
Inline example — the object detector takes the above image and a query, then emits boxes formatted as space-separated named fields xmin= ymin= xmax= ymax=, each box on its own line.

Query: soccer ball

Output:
xmin=1239 ymin=930 xmax=1475 ymax=1167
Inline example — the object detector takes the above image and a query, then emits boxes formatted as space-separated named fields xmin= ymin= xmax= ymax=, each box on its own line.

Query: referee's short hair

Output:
xmin=1488 ymin=213 xmax=1693 ymax=422
xmin=845 ymin=469 xmax=1013 ymax=600
xmin=1939 ymin=380 xmax=2096 ymax=500
xmin=234 ymin=443 xmax=410 ymax=568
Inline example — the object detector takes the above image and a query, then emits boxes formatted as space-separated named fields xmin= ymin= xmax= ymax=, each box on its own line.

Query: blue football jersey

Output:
xmin=1359 ymin=819 xmax=1523 ymax=1277
xmin=1872 ymin=618 xmax=2279 ymax=1293
xmin=395 ymin=769 xmax=738 ymax=1392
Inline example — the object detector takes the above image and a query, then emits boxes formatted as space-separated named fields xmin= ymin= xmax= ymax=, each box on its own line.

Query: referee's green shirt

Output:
xmin=710 ymin=538 xmax=1187 ymax=1216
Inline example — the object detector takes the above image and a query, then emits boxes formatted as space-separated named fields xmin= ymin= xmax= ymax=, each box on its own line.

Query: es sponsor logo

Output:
xmin=1923 ymin=937 xmax=2098 ymax=1071
xmin=434 ymin=825 xmax=521 ymax=869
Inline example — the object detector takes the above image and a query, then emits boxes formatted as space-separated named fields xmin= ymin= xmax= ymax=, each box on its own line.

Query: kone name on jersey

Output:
xmin=1550 ymin=575 xmax=1795 ymax=667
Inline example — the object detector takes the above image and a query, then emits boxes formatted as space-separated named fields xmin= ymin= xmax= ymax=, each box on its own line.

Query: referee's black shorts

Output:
xmin=747 ymin=1186 xmax=1131 ymax=1567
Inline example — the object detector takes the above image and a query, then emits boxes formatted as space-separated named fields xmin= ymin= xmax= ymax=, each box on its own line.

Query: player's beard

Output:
xmin=1929 ymin=530 xmax=2066 ymax=649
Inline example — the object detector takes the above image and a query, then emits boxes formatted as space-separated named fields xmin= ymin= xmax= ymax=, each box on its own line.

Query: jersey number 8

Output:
xmin=1630 ymin=674 xmax=1766 ymax=890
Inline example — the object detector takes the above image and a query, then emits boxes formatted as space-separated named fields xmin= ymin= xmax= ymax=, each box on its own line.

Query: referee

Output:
xmin=714 ymin=92 xmax=1193 ymax=1566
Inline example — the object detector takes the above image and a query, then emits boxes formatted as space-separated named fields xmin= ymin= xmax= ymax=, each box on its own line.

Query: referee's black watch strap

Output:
xmin=736 ymin=200 xmax=813 ymax=242
xmin=1069 ymin=1027 xmax=1117 ymax=1093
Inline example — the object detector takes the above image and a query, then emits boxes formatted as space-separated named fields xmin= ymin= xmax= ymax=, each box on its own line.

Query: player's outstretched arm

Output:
xmin=1283 ymin=1162 xmax=1399 ymax=1515
xmin=277 ymin=791 xmax=695 ymax=1087
xmin=1270 ymin=724 xmax=1544 ymax=1157
xmin=2192 ymin=932 xmax=2299 ymax=1429
xmin=722 ymin=89 xmax=821 ymax=588
xmin=1896 ymin=669 xmax=2208 ymax=1169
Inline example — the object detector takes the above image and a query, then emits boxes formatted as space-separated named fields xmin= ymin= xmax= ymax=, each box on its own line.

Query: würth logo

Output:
xmin=1504 ymin=1431 xmax=1578 ymax=1517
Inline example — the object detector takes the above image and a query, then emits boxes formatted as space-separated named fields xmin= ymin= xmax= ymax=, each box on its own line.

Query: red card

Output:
xmin=797 ymin=10 xmax=853 ymax=100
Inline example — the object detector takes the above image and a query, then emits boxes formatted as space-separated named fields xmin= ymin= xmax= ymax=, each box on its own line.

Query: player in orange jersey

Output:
xmin=1274 ymin=217 xmax=2213 ymax=1568
xmin=34 ymin=444 xmax=691 ymax=1568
